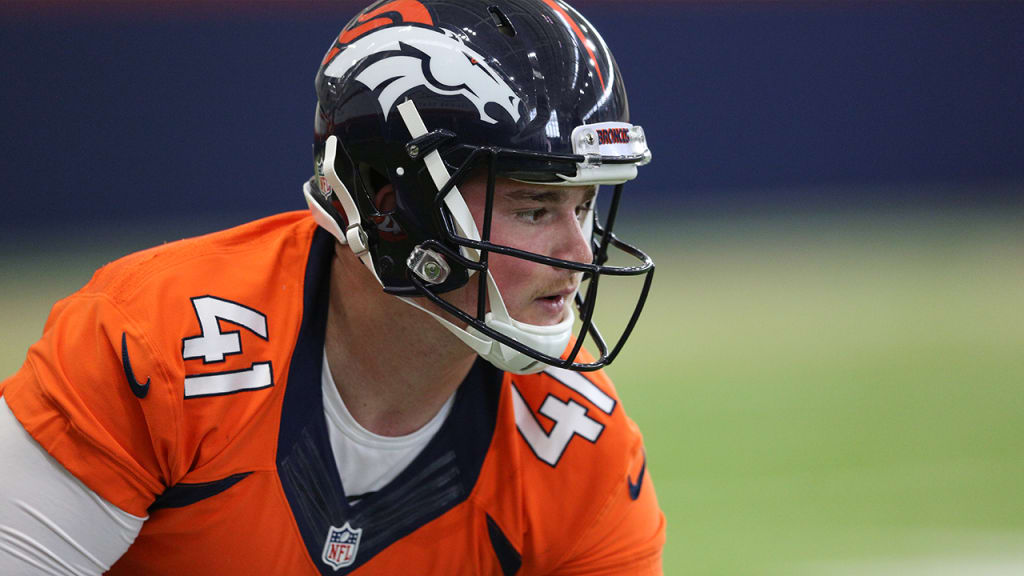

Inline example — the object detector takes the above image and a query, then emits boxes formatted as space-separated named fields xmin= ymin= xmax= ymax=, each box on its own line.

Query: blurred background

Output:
xmin=2 ymin=1 xmax=1023 ymax=574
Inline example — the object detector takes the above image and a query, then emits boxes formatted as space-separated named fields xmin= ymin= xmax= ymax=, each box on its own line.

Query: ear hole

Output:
xmin=359 ymin=163 xmax=393 ymax=212
xmin=374 ymin=184 xmax=397 ymax=213
xmin=488 ymin=6 xmax=516 ymax=38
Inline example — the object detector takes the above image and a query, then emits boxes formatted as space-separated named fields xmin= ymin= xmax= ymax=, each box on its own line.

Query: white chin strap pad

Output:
xmin=471 ymin=271 xmax=575 ymax=374
xmin=402 ymin=293 xmax=573 ymax=375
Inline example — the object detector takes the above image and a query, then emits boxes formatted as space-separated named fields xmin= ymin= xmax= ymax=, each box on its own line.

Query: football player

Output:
xmin=0 ymin=0 xmax=665 ymax=573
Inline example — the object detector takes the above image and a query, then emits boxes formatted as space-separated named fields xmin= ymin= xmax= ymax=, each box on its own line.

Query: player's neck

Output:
xmin=323 ymin=247 xmax=476 ymax=437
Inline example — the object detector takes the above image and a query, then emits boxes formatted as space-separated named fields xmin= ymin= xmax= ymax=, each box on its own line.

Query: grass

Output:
xmin=3 ymin=207 xmax=1023 ymax=574
xmin=600 ymin=208 xmax=1024 ymax=574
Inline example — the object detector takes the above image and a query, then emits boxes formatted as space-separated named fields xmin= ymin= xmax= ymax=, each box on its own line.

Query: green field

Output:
xmin=3 ymin=208 xmax=1023 ymax=574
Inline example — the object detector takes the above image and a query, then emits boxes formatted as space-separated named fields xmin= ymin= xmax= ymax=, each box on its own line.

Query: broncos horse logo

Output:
xmin=323 ymin=25 xmax=522 ymax=125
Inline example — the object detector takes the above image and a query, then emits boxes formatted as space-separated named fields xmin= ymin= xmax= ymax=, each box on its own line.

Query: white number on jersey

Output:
xmin=181 ymin=296 xmax=273 ymax=398
xmin=512 ymin=368 xmax=616 ymax=467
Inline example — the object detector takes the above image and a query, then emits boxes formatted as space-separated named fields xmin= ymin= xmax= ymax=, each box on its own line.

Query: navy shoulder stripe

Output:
xmin=486 ymin=513 xmax=522 ymax=576
xmin=149 ymin=472 xmax=252 ymax=511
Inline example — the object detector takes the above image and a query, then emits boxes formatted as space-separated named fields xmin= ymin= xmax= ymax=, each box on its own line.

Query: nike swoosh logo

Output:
xmin=121 ymin=332 xmax=150 ymax=399
xmin=628 ymin=454 xmax=646 ymax=501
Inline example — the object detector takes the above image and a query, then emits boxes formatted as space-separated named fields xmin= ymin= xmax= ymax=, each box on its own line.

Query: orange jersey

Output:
xmin=1 ymin=212 xmax=665 ymax=575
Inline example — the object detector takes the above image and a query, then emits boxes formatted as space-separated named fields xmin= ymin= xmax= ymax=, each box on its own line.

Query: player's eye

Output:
xmin=515 ymin=208 xmax=548 ymax=224
xmin=575 ymin=200 xmax=593 ymax=221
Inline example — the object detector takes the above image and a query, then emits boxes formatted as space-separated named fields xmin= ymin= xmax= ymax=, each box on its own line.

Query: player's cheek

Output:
xmin=487 ymin=253 xmax=534 ymax=305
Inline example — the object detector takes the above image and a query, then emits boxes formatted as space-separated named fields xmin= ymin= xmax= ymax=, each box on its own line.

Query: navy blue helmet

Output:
xmin=306 ymin=0 xmax=654 ymax=373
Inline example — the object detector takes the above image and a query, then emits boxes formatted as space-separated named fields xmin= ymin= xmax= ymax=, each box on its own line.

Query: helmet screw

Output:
xmin=406 ymin=144 xmax=420 ymax=159
xmin=422 ymin=261 xmax=442 ymax=282
xmin=583 ymin=133 xmax=596 ymax=146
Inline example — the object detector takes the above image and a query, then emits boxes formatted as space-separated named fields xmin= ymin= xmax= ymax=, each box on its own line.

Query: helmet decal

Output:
xmin=323 ymin=26 xmax=522 ymax=125
xmin=341 ymin=0 xmax=434 ymax=43
xmin=321 ymin=0 xmax=434 ymax=66
xmin=540 ymin=0 xmax=605 ymax=91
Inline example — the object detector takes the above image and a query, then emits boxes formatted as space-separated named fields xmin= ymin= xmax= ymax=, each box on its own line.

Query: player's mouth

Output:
xmin=532 ymin=286 xmax=578 ymax=322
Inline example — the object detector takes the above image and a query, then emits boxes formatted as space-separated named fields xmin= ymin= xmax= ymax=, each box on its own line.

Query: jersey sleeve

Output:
xmin=1 ymin=290 xmax=180 ymax=517
xmin=551 ymin=434 xmax=666 ymax=576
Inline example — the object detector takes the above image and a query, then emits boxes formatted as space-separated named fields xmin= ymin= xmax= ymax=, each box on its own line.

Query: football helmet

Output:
xmin=306 ymin=0 xmax=654 ymax=374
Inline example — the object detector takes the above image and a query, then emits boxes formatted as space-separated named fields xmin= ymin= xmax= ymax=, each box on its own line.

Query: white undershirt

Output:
xmin=321 ymin=351 xmax=455 ymax=499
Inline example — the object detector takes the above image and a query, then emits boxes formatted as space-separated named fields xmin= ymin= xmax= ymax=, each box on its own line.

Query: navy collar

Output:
xmin=276 ymin=227 xmax=502 ymax=575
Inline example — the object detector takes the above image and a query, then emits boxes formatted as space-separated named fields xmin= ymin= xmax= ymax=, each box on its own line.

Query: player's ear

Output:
xmin=360 ymin=162 xmax=395 ymax=213
xmin=374 ymin=183 xmax=396 ymax=213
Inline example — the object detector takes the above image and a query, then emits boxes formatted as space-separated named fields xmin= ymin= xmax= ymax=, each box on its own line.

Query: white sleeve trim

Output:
xmin=0 ymin=397 xmax=145 ymax=575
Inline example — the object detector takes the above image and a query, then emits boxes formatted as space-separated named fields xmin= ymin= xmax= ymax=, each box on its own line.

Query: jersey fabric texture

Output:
xmin=1 ymin=212 xmax=665 ymax=575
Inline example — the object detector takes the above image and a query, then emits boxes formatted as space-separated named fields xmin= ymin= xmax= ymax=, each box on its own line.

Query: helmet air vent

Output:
xmin=488 ymin=6 xmax=517 ymax=38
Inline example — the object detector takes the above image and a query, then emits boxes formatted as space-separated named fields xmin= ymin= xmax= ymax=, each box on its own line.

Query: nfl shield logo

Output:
xmin=322 ymin=522 xmax=363 ymax=571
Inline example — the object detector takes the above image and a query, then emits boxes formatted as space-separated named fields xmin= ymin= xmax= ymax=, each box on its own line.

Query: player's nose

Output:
xmin=553 ymin=210 xmax=593 ymax=266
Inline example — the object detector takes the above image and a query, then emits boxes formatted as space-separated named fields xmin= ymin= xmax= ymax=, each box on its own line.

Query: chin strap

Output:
xmin=395 ymin=271 xmax=574 ymax=375
xmin=303 ymin=136 xmax=381 ymax=284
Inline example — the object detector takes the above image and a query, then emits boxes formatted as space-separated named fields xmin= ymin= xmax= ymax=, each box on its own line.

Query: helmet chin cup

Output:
xmin=469 ymin=310 xmax=575 ymax=375
xmin=474 ymin=266 xmax=575 ymax=374
xmin=395 ymin=287 xmax=575 ymax=375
